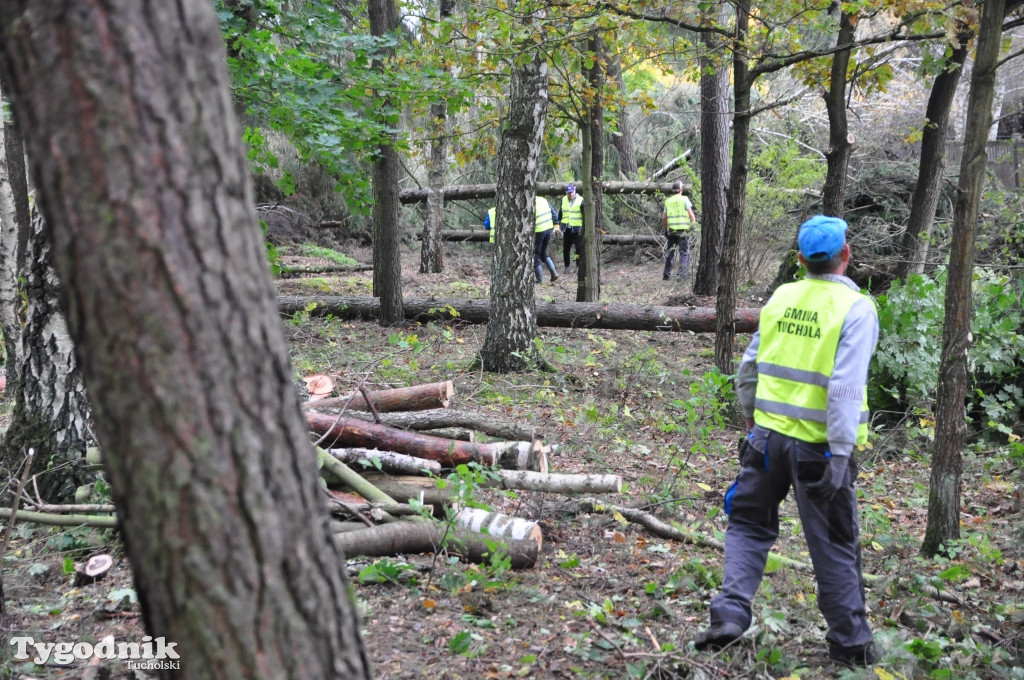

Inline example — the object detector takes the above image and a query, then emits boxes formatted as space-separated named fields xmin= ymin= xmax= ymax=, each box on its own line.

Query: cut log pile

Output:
xmin=7 ymin=379 xmax=621 ymax=571
xmin=306 ymin=378 xmax=622 ymax=569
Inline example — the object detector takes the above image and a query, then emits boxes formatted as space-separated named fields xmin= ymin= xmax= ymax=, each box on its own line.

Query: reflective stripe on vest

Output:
xmin=753 ymin=278 xmax=870 ymax=444
xmin=487 ymin=207 xmax=496 ymax=243
xmin=535 ymin=197 xmax=554 ymax=233
xmin=561 ymin=195 xmax=583 ymax=228
xmin=665 ymin=194 xmax=692 ymax=231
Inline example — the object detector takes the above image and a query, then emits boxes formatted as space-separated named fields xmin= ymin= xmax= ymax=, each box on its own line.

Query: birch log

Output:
xmin=330 ymin=408 xmax=537 ymax=442
xmin=357 ymin=470 xmax=622 ymax=495
xmin=328 ymin=448 xmax=442 ymax=476
xmin=333 ymin=520 xmax=540 ymax=568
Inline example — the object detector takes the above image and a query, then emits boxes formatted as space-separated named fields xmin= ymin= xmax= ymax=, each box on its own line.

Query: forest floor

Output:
xmin=1 ymin=238 xmax=1022 ymax=680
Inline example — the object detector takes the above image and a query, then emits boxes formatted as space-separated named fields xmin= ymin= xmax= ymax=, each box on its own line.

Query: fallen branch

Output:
xmin=0 ymin=507 xmax=118 ymax=528
xmin=279 ymin=264 xmax=372 ymax=277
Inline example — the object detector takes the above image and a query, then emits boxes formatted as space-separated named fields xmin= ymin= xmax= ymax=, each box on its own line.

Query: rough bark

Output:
xmin=715 ymin=0 xmax=752 ymax=375
xmin=307 ymin=412 xmax=547 ymax=470
xmin=398 ymin=181 xmax=690 ymax=203
xmin=314 ymin=407 xmax=538 ymax=442
xmin=0 ymin=2 xmax=371 ymax=678
xmin=606 ymin=43 xmax=638 ymax=180
xmin=369 ymin=0 xmax=404 ymax=324
xmin=308 ymin=380 xmax=454 ymax=413
xmin=279 ymin=295 xmax=761 ymax=333
xmin=693 ymin=13 xmax=731 ymax=297
xmin=578 ymin=32 xmax=604 ymax=303
xmin=821 ymin=11 xmax=856 ymax=217
xmin=895 ymin=37 xmax=969 ymax=281
xmin=480 ymin=51 xmax=548 ymax=373
xmin=333 ymin=518 xmax=540 ymax=568
xmin=2 ymin=213 xmax=94 ymax=500
xmin=923 ymin=0 xmax=1006 ymax=557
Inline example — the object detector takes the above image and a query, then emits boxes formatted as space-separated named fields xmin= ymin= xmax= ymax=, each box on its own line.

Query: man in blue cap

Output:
xmin=694 ymin=215 xmax=880 ymax=667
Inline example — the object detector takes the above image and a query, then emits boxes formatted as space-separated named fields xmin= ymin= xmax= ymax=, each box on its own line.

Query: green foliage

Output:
xmin=871 ymin=269 xmax=1024 ymax=436
xmin=358 ymin=558 xmax=418 ymax=585
xmin=298 ymin=244 xmax=358 ymax=266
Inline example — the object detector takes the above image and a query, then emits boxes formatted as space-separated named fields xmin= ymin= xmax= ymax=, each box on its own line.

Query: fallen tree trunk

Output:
xmin=308 ymin=413 xmax=547 ymax=471
xmin=333 ymin=519 xmax=540 ymax=568
xmin=308 ymin=381 xmax=453 ymax=413
xmin=280 ymin=296 xmax=760 ymax=334
xmin=279 ymin=264 xmax=372 ymax=277
xmin=320 ymin=408 xmax=538 ymax=442
xmin=455 ymin=507 xmax=543 ymax=547
xmin=342 ymin=475 xmax=452 ymax=510
xmin=398 ymin=181 xmax=689 ymax=204
xmin=414 ymin=230 xmax=662 ymax=246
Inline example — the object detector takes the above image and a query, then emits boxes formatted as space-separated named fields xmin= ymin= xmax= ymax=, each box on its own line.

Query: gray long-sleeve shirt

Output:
xmin=736 ymin=273 xmax=879 ymax=458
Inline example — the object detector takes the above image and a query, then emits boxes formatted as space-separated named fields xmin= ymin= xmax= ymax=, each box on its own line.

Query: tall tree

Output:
xmin=0 ymin=1 xmax=372 ymax=677
xmin=578 ymin=32 xmax=605 ymax=302
xmin=895 ymin=26 xmax=972 ymax=281
xmin=694 ymin=5 xmax=731 ymax=297
xmin=370 ymin=0 xmax=405 ymax=324
xmin=480 ymin=51 xmax=549 ymax=372
xmin=923 ymin=0 xmax=1006 ymax=556
xmin=820 ymin=9 xmax=856 ymax=217
xmin=420 ymin=0 xmax=456 ymax=274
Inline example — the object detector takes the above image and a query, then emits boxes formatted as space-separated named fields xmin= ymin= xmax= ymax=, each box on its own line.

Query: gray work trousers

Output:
xmin=710 ymin=425 xmax=873 ymax=649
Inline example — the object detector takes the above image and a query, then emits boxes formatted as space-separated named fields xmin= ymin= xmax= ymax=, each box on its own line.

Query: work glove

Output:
xmin=804 ymin=452 xmax=849 ymax=503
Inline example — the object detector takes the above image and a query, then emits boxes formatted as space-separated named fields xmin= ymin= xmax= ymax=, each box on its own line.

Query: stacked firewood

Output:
xmin=303 ymin=379 xmax=622 ymax=569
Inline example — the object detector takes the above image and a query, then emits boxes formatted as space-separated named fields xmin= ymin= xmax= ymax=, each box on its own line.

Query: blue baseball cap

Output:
xmin=566 ymin=184 xmax=575 ymax=193
xmin=798 ymin=215 xmax=848 ymax=262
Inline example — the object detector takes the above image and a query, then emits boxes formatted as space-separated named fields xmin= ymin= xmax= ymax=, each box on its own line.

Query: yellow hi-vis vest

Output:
xmin=487 ymin=207 xmax=496 ymax=243
xmin=535 ymin=197 xmax=554 ymax=233
xmin=665 ymin=194 xmax=692 ymax=231
xmin=753 ymin=278 xmax=870 ymax=445
xmin=561 ymin=195 xmax=583 ymax=228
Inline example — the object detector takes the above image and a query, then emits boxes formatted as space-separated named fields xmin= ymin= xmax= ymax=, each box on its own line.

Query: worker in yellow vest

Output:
xmin=533 ymin=196 xmax=559 ymax=284
xmin=662 ymin=180 xmax=696 ymax=281
xmin=695 ymin=215 xmax=880 ymax=668
xmin=483 ymin=207 xmax=496 ymax=244
xmin=560 ymin=184 xmax=583 ymax=272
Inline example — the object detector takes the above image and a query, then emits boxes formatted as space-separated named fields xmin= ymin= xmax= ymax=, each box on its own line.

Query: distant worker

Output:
xmin=560 ymin=184 xmax=583 ymax=272
xmin=484 ymin=206 xmax=496 ymax=244
xmin=663 ymin=180 xmax=697 ymax=281
xmin=534 ymin=195 xmax=559 ymax=284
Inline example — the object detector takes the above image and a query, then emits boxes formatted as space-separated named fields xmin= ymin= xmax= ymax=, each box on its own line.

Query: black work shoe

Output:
xmin=829 ymin=641 xmax=879 ymax=667
xmin=662 ymin=274 xmax=670 ymax=281
xmin=551 ymin=274 xmax=559 ymax=283
xmin=693 ymin=621 xmax=744 ymax=651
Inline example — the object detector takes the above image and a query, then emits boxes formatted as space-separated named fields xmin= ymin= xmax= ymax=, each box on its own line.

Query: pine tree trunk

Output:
xmin=369 ymin=0 xmax=404 ymax=324
xmin=693 ymin=17 xmax=731 ymax=297
xmin=895 ymin=38 xmax=968 ymax=281
xmin=0 ymin=2 xmax=371 ymax=677
xmin=481 ymin=50 xmax=548 ymax=373
xmin=923 ymin=0 xmax=1006 ymax=557
xmin=2 ymin=213 xmax=93 ymax=500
